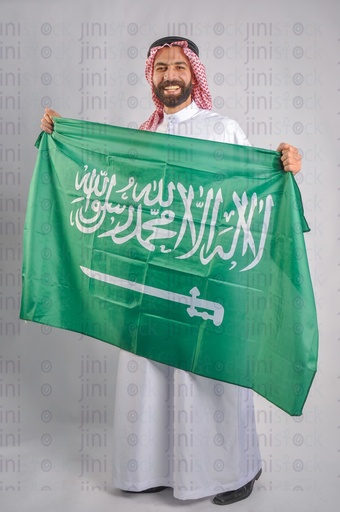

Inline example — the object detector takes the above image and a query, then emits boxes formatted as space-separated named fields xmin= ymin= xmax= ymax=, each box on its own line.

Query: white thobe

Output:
xmin=112 ymin=102 xmax=262 ymax=500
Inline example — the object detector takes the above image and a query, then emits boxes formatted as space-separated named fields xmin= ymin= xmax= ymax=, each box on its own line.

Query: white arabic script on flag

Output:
xmin=70 ymin=165 xmax=274 ymax=272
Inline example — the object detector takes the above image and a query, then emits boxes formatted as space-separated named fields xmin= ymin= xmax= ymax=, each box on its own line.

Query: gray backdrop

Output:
xmin=1 ymin=0 xmax=339 ymax=511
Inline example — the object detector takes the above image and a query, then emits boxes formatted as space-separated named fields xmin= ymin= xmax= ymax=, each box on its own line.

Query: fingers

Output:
xmin=276 ymin=142 xmax=302 ymax=175
xmin=40 ymin=108 xmax=62 ymax=134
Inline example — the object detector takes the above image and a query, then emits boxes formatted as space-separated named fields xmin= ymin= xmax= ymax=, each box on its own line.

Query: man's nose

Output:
xmin=164 ymin=67 xmax=176 ymax=81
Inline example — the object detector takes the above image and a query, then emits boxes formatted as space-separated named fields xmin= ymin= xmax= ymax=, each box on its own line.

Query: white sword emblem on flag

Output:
xmin=80 ymin=266 xmax=224 ymax=326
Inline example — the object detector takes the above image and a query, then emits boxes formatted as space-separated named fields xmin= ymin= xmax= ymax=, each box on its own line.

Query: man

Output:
xmin=41 ymin=36 xmax=301 ymax=505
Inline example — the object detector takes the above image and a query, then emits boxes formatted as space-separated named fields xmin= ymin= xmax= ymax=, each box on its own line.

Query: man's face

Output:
xmin=152 ymin=46 xmax=195 ymax=113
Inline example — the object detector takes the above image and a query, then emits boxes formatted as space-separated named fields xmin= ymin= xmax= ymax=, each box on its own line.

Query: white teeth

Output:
xmin=165 ymin=86 xmax=180 ymax=90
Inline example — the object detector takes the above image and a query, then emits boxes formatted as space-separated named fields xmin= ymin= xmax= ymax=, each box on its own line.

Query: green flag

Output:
xmin=20 ymin=118 xmax=318 ymax=415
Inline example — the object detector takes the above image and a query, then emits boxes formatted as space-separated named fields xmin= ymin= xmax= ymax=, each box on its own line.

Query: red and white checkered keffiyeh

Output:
xmin=139 ymin=40 xmax=212 ymax=131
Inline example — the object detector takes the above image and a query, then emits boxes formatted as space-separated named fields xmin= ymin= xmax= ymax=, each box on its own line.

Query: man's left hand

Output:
xmin=276 ymin=143 xmax=302 ymax=175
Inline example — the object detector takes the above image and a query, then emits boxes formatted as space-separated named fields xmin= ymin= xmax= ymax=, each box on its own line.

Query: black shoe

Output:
xmin=125 ymin=486 xmax=168 ymax=494
xmin=212 ymin=469 xmax=262 ymax=505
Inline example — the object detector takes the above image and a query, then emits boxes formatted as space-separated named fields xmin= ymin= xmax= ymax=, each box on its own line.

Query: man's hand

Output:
xmin=276 ymin=142 xmax=302 ymax=175
xmin=40 ymin=108 xmax=62 ymax=134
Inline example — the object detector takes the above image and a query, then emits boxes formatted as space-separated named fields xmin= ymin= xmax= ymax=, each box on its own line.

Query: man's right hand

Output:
xmin=40 ymin=108 xmax=62 ymax=134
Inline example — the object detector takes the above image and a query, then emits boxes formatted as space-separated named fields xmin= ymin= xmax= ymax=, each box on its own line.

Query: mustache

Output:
xmin=158 ymin=80 xmax=185 ymax=90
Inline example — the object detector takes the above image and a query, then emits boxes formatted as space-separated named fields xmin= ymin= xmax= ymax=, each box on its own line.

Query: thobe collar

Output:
xmin=162 ymin=101 xmax=200 ymax=127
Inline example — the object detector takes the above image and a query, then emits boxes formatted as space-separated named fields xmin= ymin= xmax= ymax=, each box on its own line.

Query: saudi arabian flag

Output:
xmin=20 ymin=118 xmax=318 ymax=416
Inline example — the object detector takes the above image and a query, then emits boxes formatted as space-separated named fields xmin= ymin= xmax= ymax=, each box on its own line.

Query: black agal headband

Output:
xmin=147 ymin=36 xmax=199 ymax=57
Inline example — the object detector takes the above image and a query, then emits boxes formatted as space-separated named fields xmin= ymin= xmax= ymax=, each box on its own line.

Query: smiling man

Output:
xmin=110 ymin=36 xmax=302 ymax=506
xmin=41 ymin=35 xmax=301 ymax=505
xmin=152 ymin=45 xmax=194 ymax=110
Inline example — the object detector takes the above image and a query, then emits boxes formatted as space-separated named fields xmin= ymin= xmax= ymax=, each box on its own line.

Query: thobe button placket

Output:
xmin=167 ymin=116 xmax=175 ymax=135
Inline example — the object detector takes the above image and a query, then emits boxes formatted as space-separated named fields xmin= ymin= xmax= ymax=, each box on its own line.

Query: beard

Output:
xmin=153 ymin=80 xmax=193 ymax=108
